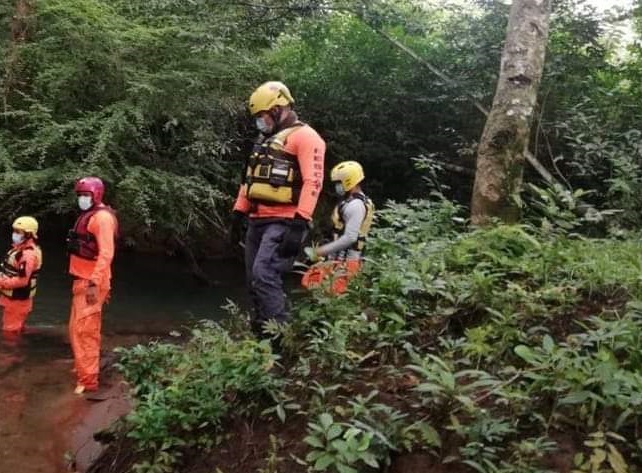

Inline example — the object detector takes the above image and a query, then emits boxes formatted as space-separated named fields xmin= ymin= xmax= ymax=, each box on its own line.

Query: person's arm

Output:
xmin=233 ymin=184 xmax=251 ymax=214
xmin=317 ymin=199 xmax=366 ymax=257
xmin=0 ymin=249 xmax=37 ymax=289
xmin=88 ymin=210 xmax=116 ymax=285
xmin=293 ymin=127 xmax=325 ymax=220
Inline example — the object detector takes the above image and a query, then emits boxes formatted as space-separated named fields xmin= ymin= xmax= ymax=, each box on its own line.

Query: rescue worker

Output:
xmin=302 ymin=161 xmax=374 ymax=294
xmin=0 ymin=216 xmax=42 ymax=336
xmin=67 ymin=177 xmax=118 ymax=394
xmin=233 ymin=81 xmax=326 ymax=338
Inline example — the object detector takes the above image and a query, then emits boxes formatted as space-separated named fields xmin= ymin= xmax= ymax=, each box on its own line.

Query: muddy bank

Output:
xmin=0 ymin=328 xmax=159 ymax=473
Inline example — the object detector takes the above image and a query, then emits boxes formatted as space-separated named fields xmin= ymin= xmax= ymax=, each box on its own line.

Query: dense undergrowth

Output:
xmin=100 ymin=199 xmax=642 ymax=473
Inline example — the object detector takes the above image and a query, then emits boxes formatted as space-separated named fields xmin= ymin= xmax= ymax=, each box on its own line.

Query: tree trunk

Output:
xmin=470 ymin=0 xmax=551 ymax=225
xmin=3 ymin=0 xmax=36 ymax=112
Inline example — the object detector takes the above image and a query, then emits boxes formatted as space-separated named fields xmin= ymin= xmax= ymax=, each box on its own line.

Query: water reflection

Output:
xmin=27 ymin=246 xmax=247 ymax=327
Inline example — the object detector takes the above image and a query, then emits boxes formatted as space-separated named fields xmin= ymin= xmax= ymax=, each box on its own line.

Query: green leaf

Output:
xmin=607 ymin=444 xmax=629 ymax=473
xmin=319 ymin=413 xmax=334 ymax=431
xmin=560 ymin=390 xmax=591 ymax=404
xmin=360 ymin=451 xmax=380 ymax=468
xmin=589 ymin=448 xmax=607 ymax=466
xmin=304 ymin=435 xmax=325 ymax=449
xmin=336 ymin=463 xmax=358 ymax=473
xmin=327 ymin=424 xmax=343 ymax=441
xmin=573 ymin=452 xmax=584 ymax=467
xmin=419 ymin=423 xmax=442 ymax=447
xmin=514 ymin=345 xmax=538 ymax=364
xmin=314 ymin=453 xmax=336 ymax=471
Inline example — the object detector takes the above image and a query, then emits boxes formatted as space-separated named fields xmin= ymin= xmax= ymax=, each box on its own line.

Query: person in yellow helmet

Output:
xmin=302 ymin=161 xmax=374 ymax=294
xmin=0 ymin=216 xmax=43 ymax=337
xmin=233 ymin=81 xmax=326 ymax=339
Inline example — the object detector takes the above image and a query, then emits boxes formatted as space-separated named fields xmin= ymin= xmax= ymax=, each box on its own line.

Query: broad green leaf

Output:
xmin=304 ymin=435 xmax=325 ymax=449
xmin=319 ymin=413 xmax=333 ymax=431
xmin=336 ymin=463 xmax=358 ymax=473
xmin=327 ymin=424 xmax=343 ymax=441
xmin=314 ymin=453 xmax=335 ymax=471
xmin=560 ymin=390 xmax=591 ymax=404
xmin=514 ymin=345 xmax=538 ymax=364
xmin=607 ymin=444 xmax=629 ymax=473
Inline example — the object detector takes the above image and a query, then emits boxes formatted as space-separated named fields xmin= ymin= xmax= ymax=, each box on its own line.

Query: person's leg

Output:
xmin=251 ymin=222 xmax=294 ymax=331
xmin=1 ymin=300 xmax=31 ymax=332
xmin=70 ymin=279 xmax=107 ymax=392
xmin=74 ymin=310 xmax=103 ymax=391
xmin=69 ymin=282 xmax=81 ymax=375
xmin=245 ymin=220 xmax=265 ymax=335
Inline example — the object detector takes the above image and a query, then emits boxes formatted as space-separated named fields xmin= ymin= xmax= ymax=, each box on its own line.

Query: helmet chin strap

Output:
xmin=269 ymin=107 xmax=283 ymax=132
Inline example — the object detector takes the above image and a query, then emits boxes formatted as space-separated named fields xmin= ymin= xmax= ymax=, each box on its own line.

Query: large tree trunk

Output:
xmin=470 ymin=0 xmax=551 ymax=225
xmin=3 ymin=0 xmax=36 ymax=112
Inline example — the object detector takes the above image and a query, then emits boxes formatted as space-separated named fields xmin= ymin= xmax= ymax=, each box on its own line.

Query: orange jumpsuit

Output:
xmin=301 ymin=259 xmax=361 ymax=295
xmin=68 ymin=207 xmax=117 ymax=391
xmin=0 ymin=239 xmax=41 ymax=335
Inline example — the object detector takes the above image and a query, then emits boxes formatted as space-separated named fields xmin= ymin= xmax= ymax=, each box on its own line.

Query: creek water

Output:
xmin=0 ymin=243 xmax=247 ymax=472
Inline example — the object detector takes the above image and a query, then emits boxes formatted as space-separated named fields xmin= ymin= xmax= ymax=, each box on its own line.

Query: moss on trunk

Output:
xmin=471 ymin=0 xmax=551 ymax=225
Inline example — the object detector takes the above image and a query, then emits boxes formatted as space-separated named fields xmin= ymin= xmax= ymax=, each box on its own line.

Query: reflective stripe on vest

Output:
xmin=244 ymin=123 xmax=304 ymax=205
xmin=331 ymin=192 xmax=375 ymax=256
xmin=67 ymin=206 xmax=118 ymax=260
xmin=1 ymin=244 xmax=42 ymax=300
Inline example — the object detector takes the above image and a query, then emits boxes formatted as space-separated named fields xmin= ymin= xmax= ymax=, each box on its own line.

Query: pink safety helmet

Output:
xmin=74 ymin=176 xmax=105 ymax=204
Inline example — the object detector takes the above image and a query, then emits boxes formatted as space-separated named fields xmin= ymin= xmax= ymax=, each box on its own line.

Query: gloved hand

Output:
xmin=304 ymin=246 xmax=320 ymax=263
xmin=231 ymin=210 xmax=247 ymax=226
xmin=229 ymin=210 xmax=248 ymax=247
xmin=278 ymin=214 xmax=309 ymax=258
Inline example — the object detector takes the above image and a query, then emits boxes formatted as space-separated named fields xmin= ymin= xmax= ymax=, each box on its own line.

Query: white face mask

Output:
xmin=256 ymin=117 xmax=272 ymax=134
xmin=334 ymin=182 xmax=346 ymax=196
xmin=11 ymin=232 xmax=24 ymax=245
xmin=78 ymin=195 xmax=93 ymax=211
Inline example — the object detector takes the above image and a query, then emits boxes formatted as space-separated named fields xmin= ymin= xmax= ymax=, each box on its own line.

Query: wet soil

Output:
xmin=0 ymin=328 xmax=150 ymax=473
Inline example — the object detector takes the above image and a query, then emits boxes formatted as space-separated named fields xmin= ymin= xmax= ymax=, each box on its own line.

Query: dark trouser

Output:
xmin=245 ymin=219 xmax=299 ymax=335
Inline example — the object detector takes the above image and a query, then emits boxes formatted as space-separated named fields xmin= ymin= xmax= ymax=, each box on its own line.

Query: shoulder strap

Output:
xmin=268 ymin=121 xmax=305 ymax=146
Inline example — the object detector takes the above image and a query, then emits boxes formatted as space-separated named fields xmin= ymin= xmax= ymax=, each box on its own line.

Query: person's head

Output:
xmin=330 ymin=161 xmax=365 ymax=197
xmin=12 ymin=216 xmax=38 ymax=245
xmin=74 ymin=176 xmax=105 ymax=211
xmin=248 ymin=81 xmax=294 ymax=135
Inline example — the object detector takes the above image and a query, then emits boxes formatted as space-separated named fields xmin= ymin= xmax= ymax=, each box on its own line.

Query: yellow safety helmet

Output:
xmin=12 ymin=216 xmax=38 ymax=237
xmin=330 ymin=161 xmax=365 ymax=192
xmin=249 ymin=81 xmax=294 ymax=115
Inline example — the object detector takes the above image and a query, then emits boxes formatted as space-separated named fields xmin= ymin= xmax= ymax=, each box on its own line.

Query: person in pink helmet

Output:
xmin=66 ymin=177 xmax=118 ymax=394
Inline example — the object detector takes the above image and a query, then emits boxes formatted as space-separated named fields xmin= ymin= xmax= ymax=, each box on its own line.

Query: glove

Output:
xmin=229 ymin=210 xmax=248 ymax=246
xmin=232 ymin=210 xmax=247 ymax=225
xmin=278 ymin=214 xmax=309 ymax=258
xmin=304 ymin=246 xmax=320 ymax=263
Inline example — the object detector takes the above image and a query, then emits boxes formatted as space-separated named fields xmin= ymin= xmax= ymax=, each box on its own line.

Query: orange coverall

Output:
xmin=301 ymin=259 xmax=361 ymax=295
xmin=0 ymin=239 xmax=41 ymax=334
xmin=68 ymin=208 xmax=117 ymax=391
